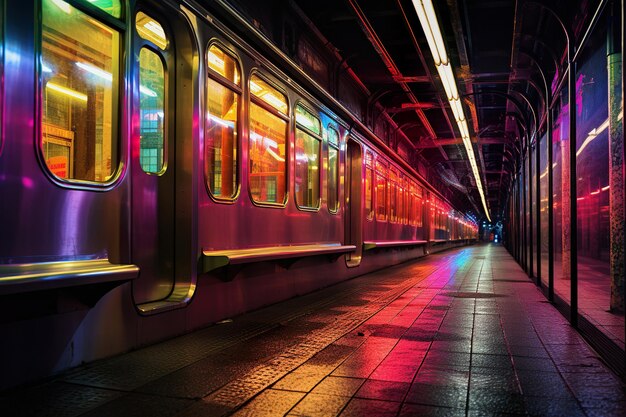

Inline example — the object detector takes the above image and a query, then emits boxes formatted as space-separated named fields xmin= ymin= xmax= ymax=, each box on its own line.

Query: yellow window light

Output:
xmin=136 ymin=12 xmax=167 ymax=50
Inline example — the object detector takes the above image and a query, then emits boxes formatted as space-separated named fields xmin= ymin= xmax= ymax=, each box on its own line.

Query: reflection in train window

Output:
xmin=206 ymin=45 xmax=240 ymax=200
xmin=375 ymin=160 xmax=387 ymax=221
xmin=86 ymin=0 xmax=122 ymax=18
xmin=365 ymin=152 xmax=373 ymax=220
xmin=326 ymin=127 xmax=340 ymax=213
xmin=139 ymin=48 xmax=165 ymax=174
xmin=249 ymin=75 xmax=287 ymax=205
xmin=295 ymin=105 xmax=321 ymax=209
xmin=136 ymin=11 xmax=167 ymax=50
xmin=42 ymin=0 xmax=119 ymax=183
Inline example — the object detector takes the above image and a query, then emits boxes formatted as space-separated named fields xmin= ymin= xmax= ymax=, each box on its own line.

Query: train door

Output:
xmin=345 ymin=138 xmax=363 ymax=266
xmin=131 ymin=4 xmax=196 ymax=312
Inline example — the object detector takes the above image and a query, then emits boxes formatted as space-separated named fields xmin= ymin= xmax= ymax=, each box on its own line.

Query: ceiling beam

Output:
xmin=416 ymin=137 xmax=511 ymax=148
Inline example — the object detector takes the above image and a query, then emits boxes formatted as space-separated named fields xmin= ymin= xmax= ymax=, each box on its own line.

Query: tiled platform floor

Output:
xmin=2 ymin=244 xmax=625 ymax=416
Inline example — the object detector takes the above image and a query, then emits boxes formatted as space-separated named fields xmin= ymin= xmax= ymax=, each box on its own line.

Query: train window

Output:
xmin=295 ymin=105 xmax=321 ymax=209
xmin=42 ymin=0 xmax=120 ymax=183
xmin=138 ymin=48 xmax=165 ymax=174
xmin=365 ymin=152 xmax=373 ymax=220
xmin=413 ymin=184 xmax=424 ymax=227
xmin=208 ymin=45 xmax=240 ymax=84
xmin=206 ymin=45 xmax=240 ymax=200
xmin=249 ymin=74 xmax=288 ymax=205
xmin=136 ymin=12 xmax=167 ymax=50
xmin=326 ymin=126 xmax=339 ymax=213
xmin=388 ymin=169 xmax=397 ymax=223
xmin=375 ymin=160 xmax=387 ymax=221
xmin=408 ymin=182 xmax=415 ymax=226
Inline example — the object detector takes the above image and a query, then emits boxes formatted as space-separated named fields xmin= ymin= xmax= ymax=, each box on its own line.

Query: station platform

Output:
xmin=1 ymin=244 xmax=624 ymax=416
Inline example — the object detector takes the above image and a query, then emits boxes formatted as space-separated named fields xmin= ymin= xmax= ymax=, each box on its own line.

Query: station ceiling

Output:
xmin=225 ymin=0 xmax=603 ymax=221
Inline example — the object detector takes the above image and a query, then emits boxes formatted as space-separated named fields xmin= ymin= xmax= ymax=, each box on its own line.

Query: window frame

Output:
xmin=205 ymin=40 xmax=243 ymax=203
xmin=247 ymin=70 xmax=290 ymax=208
xmin=37 ymin=0 xmax=126 ymax=190
xmin=293 ymin=101 xmax=322 ymax=212
xmin=326 ymin=124 xmax=340 ymax=214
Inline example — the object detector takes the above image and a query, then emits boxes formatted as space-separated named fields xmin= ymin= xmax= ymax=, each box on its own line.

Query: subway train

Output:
xmin=0 ymin=0 xmax=477 ymax=389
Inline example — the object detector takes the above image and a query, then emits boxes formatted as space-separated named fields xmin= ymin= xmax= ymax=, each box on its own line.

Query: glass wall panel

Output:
xmin=575 ymin=26 xmax=623 ymax=348
xmin=532 ymin=143 xmax=537 ymax=278
xmin=42 ymin=0 xmax=120 ymax=182
xmin=540 ymin=133 xmax=549 ymax=287
xmin=553 ymin=91 xmax=569 ymax=303
xmin=525 ymin=155 xmax=531 ymax=271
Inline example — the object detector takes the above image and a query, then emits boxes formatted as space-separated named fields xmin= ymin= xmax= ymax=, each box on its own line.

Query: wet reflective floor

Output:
xmin=2 ymin=244 xmax=625 ymax=416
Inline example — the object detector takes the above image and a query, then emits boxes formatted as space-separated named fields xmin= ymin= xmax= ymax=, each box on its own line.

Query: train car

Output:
xmin=0 ymin=0 xmax=477 ymax=389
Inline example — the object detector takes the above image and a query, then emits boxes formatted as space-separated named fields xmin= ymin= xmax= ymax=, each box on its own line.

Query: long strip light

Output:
xmin=412 ymin=0 xmax=491 ymax=222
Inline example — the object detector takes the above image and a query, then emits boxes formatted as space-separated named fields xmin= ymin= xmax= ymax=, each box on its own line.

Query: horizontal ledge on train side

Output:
xmin=363 ymin=240 xmax=428 ymax=251
xmin=201 ymin=243 xmax=357 ymax=274
xmin=430 ymin=239 xmax=449 ymax=244
xmin=0 ymin=259 xmax=139 ymax=296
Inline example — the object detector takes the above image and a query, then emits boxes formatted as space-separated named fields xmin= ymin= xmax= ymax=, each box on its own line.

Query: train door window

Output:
xmin=365 ymin=151 xmax=373 ymax=220
xmin=206 ymin=44 xmax=240 ymax=200
xmin=326 ymin=126 xmax=340 ymax=213
xmin=138 ymin=48 xmax=165 ymax=173
xmin=249 ymin=74 xmax=288 ymax=205
xmin=41 ymin=0 xmax=121 ymax=183
xmin=136 ymin=12 xmax=167 ymax=174
xmin=295 ymin=104 xmax=321 ymax=209
xmin=375 ymin=159 xmax=387 ymax=221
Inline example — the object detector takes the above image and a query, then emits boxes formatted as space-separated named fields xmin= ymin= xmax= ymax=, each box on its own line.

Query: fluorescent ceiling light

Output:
xmin=412 ymin=0 xmax=448 ymax=65
xmin=412 ymin=0 xmax=491 ymax=222
xmin=436 ymin=64 xmax=458 ymax=100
